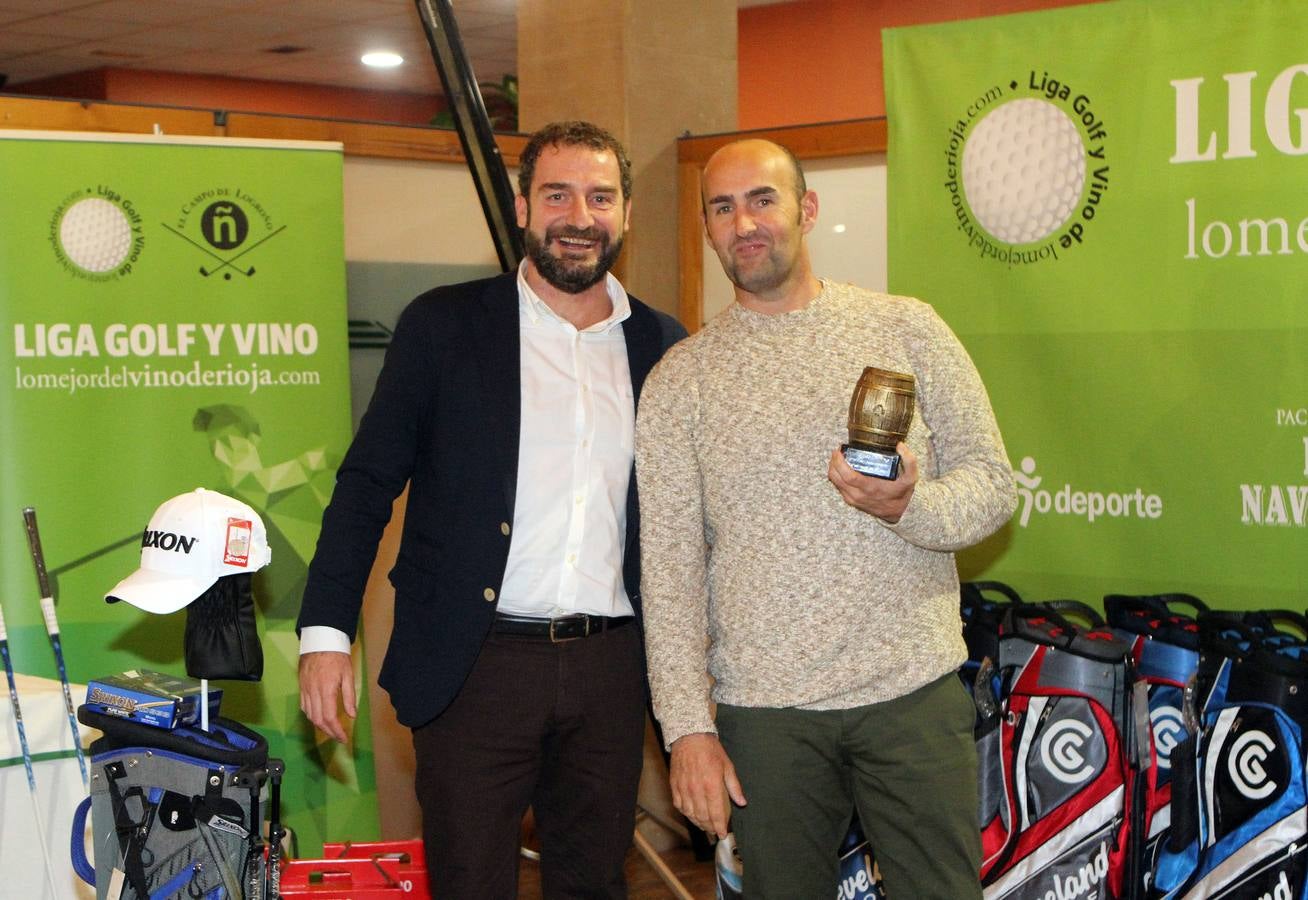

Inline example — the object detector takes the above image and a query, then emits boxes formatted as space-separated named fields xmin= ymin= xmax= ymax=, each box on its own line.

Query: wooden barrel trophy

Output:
xmin=842 ymin=366 xmax=915 ymax=479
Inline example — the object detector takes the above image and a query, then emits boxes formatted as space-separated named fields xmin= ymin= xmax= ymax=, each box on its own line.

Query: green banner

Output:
xmin=0 ymin=131 xmax=376 ymax=852
xmin=885 ymin=0 xmax=1307 ymax=606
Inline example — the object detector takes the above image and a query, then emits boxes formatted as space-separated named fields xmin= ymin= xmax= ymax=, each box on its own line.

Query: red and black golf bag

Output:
xmin=977 ymin=601 xmax=1151 ymax=900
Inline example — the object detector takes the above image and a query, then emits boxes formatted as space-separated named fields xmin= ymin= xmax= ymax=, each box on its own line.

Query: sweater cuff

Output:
xmin=881 ymin=480 xmax=926 ymax=533
xmin=661 ymin=717 xmax=719 ymax=751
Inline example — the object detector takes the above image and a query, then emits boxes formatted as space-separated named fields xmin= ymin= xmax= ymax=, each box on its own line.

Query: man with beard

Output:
xmin=636 ymin=139 xmax=1015 ymax=898
xmin=297 ymin=121 xmax=685 ymax=897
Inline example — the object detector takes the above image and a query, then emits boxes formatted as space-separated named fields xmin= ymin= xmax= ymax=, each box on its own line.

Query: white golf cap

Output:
xmin=105 ymin=488 xmax=271 ymax=614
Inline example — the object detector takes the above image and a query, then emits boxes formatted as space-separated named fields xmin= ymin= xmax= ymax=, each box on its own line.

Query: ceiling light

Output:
xmin=361 ymin=51 xmax=404 ymax=68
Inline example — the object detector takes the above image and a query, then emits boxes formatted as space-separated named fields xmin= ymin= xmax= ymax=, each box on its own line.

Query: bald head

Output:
xmin=699 ymin=138 xmax=820 ymax=309
xmin=702 ymin=139 xmax=807 ymax=214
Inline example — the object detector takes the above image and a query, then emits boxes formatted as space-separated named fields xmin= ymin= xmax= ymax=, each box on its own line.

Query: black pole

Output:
xmin=413 ymin=0 xmax=524 ymax=272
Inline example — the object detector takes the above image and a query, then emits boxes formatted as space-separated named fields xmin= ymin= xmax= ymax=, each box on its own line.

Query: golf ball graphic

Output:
xmin=59 ymin=197 xmax=132 ymax=273
xmin=962 ymin=98 xmax=1085 ymax=244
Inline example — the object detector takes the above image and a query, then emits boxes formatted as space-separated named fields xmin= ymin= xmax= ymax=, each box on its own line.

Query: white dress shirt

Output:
xmin=301 ymin=264 xmax=635 ymax=655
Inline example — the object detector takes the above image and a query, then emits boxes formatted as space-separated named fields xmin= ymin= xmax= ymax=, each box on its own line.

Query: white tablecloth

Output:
xmin=1 ymin=672 xmax=97 ymax=900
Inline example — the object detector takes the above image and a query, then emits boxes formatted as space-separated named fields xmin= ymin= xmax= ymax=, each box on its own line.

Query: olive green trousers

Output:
xmin=717 ymin=672 xmax=983 ymax=899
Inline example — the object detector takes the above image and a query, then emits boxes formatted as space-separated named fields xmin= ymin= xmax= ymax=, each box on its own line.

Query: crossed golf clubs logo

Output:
xmin=1151 ymin=705 xmax=1186 ymax=771
xmin=1040 ymin=718 xmax=1096 ymax=784
xmin=1229 ymin=730 xmax=1278 ymax=800
xmin=163 ymin=199 xmax=285 ymax=280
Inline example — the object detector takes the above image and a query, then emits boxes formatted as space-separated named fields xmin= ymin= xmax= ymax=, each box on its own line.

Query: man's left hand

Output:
xmin=827 ymin=442 xmax=918 ymax=522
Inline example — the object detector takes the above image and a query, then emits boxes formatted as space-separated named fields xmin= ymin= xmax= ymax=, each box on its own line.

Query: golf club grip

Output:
xmin=22 ymin=506 xmax=54 ymax=602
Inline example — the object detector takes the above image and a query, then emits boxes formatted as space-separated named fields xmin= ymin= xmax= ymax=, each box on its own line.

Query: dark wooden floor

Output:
xmin=517 ymin=844 xmax=719 ymax=899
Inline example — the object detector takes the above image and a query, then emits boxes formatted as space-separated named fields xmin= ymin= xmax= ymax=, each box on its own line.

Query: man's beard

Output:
xmin=526 ymin=225 xmax=623 ymax=294
xmin=722 ymin=243 xmax=788 ymax=296
xmin=721 ymin=210 xmax=804 ymax=296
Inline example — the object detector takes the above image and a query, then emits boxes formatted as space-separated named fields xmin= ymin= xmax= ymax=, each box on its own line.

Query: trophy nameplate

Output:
xmin=841 ymin=367 xmax=915 ymax=480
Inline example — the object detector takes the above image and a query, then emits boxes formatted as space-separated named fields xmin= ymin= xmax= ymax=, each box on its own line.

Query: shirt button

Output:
xmin=483 ymin=588 xmax=496 ymax=602
xmin=575 ymin=494 xmax=583 ymax=505
xmin=566 ymin=554 xmax=576 ymax=566
xmin=500 ymin=522 xmax=510 ymax=536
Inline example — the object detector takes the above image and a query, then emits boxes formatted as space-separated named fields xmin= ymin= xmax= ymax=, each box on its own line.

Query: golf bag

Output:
xmin=977 ymin=601 xmax=1149 ymax=900
xmin=833 ymin=818 xmax=886 ymax=900
xmin=961 ymin=580 xmax=1027 ymax=862
xmin=1104 ymin=593 xmax=1207 ymax=894
xmin=961 ymin=580 xmax=1027 ymax=691
xmin=1150 ymin=612 xmax=1308 ymax=899
xmin=714 ymin=818 xmax=885 ymax=900
xmin=72 ymin=704 xmax=276 ymax=900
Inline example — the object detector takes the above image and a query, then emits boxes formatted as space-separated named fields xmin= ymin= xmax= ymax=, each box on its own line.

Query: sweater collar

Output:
xmin=728 ymin=278 xmax=832 ymax=328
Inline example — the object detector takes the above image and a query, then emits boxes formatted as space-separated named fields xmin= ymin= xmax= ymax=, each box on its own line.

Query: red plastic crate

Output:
xmin=323 ymin=838 xmax=426 ymax=865
xmin=280 ymin=840 xmax=429 ymax=898
xmin=279 ymin=869 xmax=406 ymax=898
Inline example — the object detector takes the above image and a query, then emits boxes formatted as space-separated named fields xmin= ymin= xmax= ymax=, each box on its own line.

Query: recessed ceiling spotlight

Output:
xmin=361 ymin=51 xmax=404 ymax=68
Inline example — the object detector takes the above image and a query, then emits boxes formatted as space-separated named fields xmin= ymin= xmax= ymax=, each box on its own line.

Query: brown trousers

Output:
xmin=412 ymin=623 xmax=646 ymax=898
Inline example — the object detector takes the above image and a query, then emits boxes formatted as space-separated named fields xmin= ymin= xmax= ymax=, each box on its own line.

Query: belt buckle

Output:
xmin=548 ymin=614 xmax=589 ymax=643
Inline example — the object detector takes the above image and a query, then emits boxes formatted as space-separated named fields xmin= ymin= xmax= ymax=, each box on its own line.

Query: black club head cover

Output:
xmin=184 ymin=572 xmax=263 ymax=681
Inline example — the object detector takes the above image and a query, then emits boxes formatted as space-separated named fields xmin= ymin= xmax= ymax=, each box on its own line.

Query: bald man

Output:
xmin=635 ymin=139 xmax=1016 ymax=899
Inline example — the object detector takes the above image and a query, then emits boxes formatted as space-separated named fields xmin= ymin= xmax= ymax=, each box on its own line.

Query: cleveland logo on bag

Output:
xmin=1151 ymin=611 xmax=1308 ymax=899
xmin=714 ymin=822 xmax=886 ymax=900
xmin=972 ymin=597 xmax=1147 ymax=900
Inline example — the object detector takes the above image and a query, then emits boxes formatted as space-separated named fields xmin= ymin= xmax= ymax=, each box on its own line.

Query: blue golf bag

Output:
xmin=1104 ymin=593 xmax=1207 ymax=894
xmin=71 ymin=704 xmax=280 ymax=900
xmin=713 ymin=819 xmax=885 ymax=900
xmin=1150 ymin=611 xmax=1308 ymax=899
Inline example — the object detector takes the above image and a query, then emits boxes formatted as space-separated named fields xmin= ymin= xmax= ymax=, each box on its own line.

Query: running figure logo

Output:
xmin=1015 ymin=456 xmax=1043 ymax=527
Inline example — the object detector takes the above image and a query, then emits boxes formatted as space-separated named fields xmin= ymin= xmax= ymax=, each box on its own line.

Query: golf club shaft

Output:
xmin=22 ymin=507 xmax=89 ymax=787
xmin=0 ymin=606 xmax=62 ymax=900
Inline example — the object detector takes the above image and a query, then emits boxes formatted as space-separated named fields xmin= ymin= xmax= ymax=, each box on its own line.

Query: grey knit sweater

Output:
xmin=635 ymin=280 xmax=1017 ymax=746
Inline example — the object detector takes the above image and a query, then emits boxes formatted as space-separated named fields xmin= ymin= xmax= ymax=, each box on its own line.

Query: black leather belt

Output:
xmin=493 ymin=612 xmax=634 ymax=642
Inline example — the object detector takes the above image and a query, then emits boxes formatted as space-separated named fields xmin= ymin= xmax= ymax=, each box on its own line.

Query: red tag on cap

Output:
xmin=224 ymin=518 xmax=252 ymax=567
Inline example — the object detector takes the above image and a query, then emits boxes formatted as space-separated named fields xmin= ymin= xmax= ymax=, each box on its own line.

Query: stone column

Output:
xmin=517 ymin=0 xmax=737 ymax=320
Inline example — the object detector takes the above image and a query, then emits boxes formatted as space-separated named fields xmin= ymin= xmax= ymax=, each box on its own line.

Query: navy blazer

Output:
xmin=298 ymin=272 xmax=685 ymax=728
